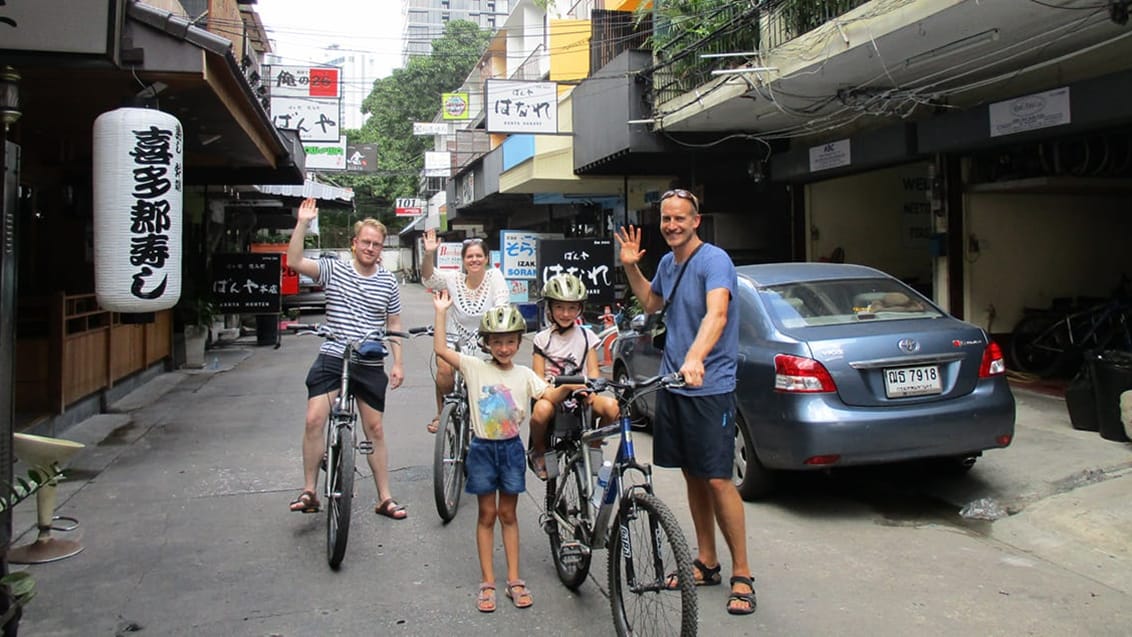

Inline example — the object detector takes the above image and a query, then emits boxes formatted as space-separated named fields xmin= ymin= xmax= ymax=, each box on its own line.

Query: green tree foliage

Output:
xmin=335 ymin=21 xmax=490 ymax=235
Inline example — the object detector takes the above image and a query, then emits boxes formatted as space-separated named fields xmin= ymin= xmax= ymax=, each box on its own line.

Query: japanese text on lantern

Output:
xmin=128 ymin=124 xmax=182 ymax=300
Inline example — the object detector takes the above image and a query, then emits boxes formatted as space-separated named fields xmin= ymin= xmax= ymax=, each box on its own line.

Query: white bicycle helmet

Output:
xmin=543 ymin=273 xmax=588 ymax=303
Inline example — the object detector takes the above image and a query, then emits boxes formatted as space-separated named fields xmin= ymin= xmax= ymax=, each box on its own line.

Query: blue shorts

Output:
xmin=465 ymin=437 xmax=526 ymax=495
xmin=653 ymin=389 xmax=736 ymax=479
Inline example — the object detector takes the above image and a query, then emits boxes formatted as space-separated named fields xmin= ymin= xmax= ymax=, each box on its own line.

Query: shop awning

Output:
xmin=254 ymin=179 xmax=355 ymax=205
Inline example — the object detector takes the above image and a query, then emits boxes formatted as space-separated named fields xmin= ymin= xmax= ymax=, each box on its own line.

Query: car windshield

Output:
xmin=760 ymin=278 xmax=943 ymax=328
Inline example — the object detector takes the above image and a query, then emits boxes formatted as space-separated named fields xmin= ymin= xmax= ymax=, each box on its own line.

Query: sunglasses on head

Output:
xmin=661 ymin=189 xmax=700 ymax=212
xmin=463 ymin=238 xmax=485 ymax=245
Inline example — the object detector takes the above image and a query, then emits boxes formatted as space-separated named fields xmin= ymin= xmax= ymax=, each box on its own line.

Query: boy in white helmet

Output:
xmin=433 ymin=291 xmax=547 ymax=613
xmin=526 ymin=273 xmax=620 ymax=480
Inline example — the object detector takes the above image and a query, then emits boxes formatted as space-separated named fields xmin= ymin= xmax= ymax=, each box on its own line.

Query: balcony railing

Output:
xmin=651 ymin=0 xmax=868 ymax=105
xmin=512 ymin=44 xmax=546 ymax=81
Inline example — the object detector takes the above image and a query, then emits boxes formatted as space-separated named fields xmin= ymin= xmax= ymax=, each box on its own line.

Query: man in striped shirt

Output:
xmin=286 ymin=197 xmax=409 ymax=520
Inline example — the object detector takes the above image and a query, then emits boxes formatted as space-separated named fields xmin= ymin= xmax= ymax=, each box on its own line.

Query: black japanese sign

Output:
xmin=537 ymin=239 xmax=615 ymax=304
xmin=212 ymin=253 xmax=282 ymax=314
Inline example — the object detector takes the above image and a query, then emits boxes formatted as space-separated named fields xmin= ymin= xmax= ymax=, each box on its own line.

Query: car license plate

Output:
xmin=884 ymin=365 xmax=941 ymax=398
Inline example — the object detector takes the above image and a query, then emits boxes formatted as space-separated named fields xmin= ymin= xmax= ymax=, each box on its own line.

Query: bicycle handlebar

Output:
xmin=552 ymin=372 xmax=685 ymax=395
xmin=294 ymin=323 xmax=432 ymax=343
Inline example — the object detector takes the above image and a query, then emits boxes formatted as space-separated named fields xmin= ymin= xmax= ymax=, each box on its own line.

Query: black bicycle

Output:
xmin=1011 ymin=298 xmax=1132 ymax=377
xmin=541 ymin=372 xmax=697 ymax=637
xmin=433 ymin=335 xmax=473 ymax=523
xmin=297 ymin=324 xmax=427 ymax=568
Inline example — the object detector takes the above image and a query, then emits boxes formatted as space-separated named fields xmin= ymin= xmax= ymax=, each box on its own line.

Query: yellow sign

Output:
xmin=441 ymin=92 xmax=470 ymax=120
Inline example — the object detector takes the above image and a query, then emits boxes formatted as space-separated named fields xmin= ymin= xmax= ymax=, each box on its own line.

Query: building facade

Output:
xmin=402 ymin=0 xmax=510 ymax=62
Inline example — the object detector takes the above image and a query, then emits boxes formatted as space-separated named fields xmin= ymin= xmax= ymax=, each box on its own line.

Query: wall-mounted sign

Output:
xmin=395 ymin=198 xmax=425 ymax=217
xmin=989 ymin=87 xmax=1070 ymax=138
xmin=484 ymin=80 xmax=558 ymax=134
xmin=270 ymin=97 xmax=340 ymax=142
xmin=269 ymin=65 xmax=341 ymax=98
xmin=436 ymin=242 xmax=463 ymax=271
xmin=413 ymin=122 xmax=449 ymax=135
xmin=499 ymin=230 xmax=563 ymax=280
xmin=304 ymin=136 xmax=347 ymax=171
xmin=212 ymin=253 xmax=282 ymax=314
xmin=441 ymin=92 xmax=470 ymax=120
xmin=424 ymin=151 xmax=451 ymax=177
xmin=809 ymin=139 xmax=851 ymax=173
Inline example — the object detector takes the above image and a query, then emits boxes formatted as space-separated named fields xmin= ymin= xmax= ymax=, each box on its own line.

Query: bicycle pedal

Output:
xmin=357 ymin=440 xmax=374 ymax=455
xmin=558 ymin=541 xmax=590 ymax=564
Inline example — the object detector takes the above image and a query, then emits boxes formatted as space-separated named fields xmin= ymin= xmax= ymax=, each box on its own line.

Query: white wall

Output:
xmin=807 ymin=162 xmax=934 ymax=287
xmin=966 ymin=192 xmax=1132 ymax=333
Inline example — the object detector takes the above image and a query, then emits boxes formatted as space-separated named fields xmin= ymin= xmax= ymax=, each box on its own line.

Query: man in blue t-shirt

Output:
xmin=616 ymin=188 xmax=755 ymax=617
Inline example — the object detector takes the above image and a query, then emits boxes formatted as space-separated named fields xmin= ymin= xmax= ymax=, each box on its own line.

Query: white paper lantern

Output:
xmin=93 ymin=107 xmax=183 ymax=312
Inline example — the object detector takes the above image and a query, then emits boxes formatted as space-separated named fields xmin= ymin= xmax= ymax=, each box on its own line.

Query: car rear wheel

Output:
xmin=733 ymin=413 xmax=774 ymax=501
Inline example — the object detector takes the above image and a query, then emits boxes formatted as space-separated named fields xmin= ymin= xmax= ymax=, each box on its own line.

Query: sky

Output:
xmin=253 ymin=0 xmax=405 ymax=80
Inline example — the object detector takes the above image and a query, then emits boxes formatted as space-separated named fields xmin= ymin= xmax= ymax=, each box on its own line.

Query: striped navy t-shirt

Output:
xmin=316 ymin=257 xmax=402 ymax=359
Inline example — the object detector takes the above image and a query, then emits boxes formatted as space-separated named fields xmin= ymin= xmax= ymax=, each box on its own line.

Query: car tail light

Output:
xmin=979 ymin=342 xmax=1006 ymax=378
xmin=774 ymin=354 xmax=836 ymax=393
xmin=804 ymin=454 xmax=840 ymax=465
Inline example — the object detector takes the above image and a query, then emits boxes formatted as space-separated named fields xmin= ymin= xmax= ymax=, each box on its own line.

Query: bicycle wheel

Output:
xmin=433 ymin=401 xmax=467 ymax=523
xmin=608 ymin=492 xmax=697 ymax=637
xmin=1010 ymin=313 xmax=1068 ymax=377
xmin=327 ymin=422 xmax=355 ymax=569
xmin=546 ymin=452 xmax=592 ymax=589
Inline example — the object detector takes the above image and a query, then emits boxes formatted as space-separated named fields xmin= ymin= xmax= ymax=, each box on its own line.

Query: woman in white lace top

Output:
xmin=421 ymin=228 xmax=510 ymax=432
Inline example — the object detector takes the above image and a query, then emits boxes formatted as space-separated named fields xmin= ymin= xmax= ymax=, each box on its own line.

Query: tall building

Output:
xmin=321 ymin=45 xmax=383 ymax=130
xmin=403 ymin=0 xmax=509 ymax=63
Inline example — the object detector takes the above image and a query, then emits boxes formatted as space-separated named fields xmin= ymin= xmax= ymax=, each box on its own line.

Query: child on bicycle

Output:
xmin=527 ymin=273 xmax=620 ymax=480
xmin=433 ymin=290 xmax=548 ymax=613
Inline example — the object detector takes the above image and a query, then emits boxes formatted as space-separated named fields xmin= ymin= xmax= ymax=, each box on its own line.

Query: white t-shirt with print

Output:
xmin=458 ymin=354 xmax=548 ymax=441
xmin=531 ymin=325 xmax=598 ymax=378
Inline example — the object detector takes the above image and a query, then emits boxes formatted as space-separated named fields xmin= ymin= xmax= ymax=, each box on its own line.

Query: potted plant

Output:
xmin=181 ymin=296 xmax=216 ymax=368
xmin=0 ymin=463 xmax=59 ymax=636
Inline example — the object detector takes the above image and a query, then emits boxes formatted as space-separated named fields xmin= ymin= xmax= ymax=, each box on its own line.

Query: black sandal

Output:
xmin=289 ymin=490 xmax=320 ymax=513
xmin=727 ymin=575 xmax=757 ymax=616
xmin=665 ymin=558 xmax=721 ymax=589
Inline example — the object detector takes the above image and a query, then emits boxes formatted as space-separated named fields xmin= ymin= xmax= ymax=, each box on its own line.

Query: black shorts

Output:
xmin=305 ymin=353 xmax=388 ymax=412
xmin=652 ymin=389 xmax=735 ymax=479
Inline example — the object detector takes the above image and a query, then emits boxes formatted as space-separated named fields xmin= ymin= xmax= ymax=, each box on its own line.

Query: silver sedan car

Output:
xmin=612 ymin=263 xmax=1016 ymax=500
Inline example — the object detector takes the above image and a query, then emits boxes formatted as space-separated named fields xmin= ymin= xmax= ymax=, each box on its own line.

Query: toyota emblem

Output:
xmin=898 ymin=338 xmax=920 ymax=353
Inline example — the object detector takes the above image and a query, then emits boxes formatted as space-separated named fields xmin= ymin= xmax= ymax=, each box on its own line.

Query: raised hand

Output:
xmin=615 ymin=225 xmax=645 ymax=267
xmin=298 ymin=197 xmax=318 ymax=225
xmin=423 ymin=228 xmax=439 ymax=253
xmin=432 ymin=288 xmax=452 ymax=312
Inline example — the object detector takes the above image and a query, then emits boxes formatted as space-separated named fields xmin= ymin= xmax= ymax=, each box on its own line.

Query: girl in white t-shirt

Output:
xmin=527 ymin=274 xmax=619 ymax=479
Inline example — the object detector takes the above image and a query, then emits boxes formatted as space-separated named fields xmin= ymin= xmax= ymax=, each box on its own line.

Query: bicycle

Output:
xmin=296 ymin=323 xmax=427 ymax=569
xmin=1010 ymin=298 xmax=1132 ymax=377
xmin=433 ymin=334 xmax=474 ymax=523
xmin=540 ymin=372 xmax=698 ymax=637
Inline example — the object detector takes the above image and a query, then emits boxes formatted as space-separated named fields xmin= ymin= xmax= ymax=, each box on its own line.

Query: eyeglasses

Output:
xmin=661 ymin=189 xmax=700 ymax=213
xmin=355 ymin=239 xmax=381 ymax=249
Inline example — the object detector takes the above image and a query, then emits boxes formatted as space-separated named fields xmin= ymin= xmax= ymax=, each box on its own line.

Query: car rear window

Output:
xmin=760 ymin=278 xmax=943 ymax=328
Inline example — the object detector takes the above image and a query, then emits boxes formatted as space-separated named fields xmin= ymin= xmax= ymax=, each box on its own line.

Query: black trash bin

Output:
xmin=1092 ymin=350 xmax=1132 ymax=442
xmin=1065 ymin=353 xmax=1099 ymax=432
xmin=255 ymin=314 xmax=279 ymax=347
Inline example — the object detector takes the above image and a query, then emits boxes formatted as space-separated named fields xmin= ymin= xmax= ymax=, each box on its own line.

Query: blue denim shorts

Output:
xmin=464 ymin=436 xmax=526 ymax=495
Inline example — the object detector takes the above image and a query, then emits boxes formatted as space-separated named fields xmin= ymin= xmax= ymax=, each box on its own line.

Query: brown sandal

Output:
xmin=375 ymin=497 xmax=407 ymax=520
xmin=289 ymin=490 xmax=320 ymax=513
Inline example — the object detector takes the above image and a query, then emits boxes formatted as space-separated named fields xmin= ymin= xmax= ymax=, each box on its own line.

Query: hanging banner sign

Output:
xmin=413 ymin=122 xmax=449 ymax=135
xmin=304 ymin=136 xmax=347 ymax=171
xmin=441 ymin=92 xmax=471 ymax=120
xmin=93 ymin=107 xmax=183 ymax=312
xmin=269 ymin=65 xmax=341 ymax=98
xmin=395 ymin=198 xmax=425 ymax=217
xmin=538 ymin=239 xmax=615 ymax=304
xmin=270 ymin=97 xmax=340 ymax=142
xmin=424 ymin=151 xmax=451 ymax=177
xmin=345 ymin=142 xmax=378 ymax=172
xmin=484 ymin=79 xmax=559 ymax=134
